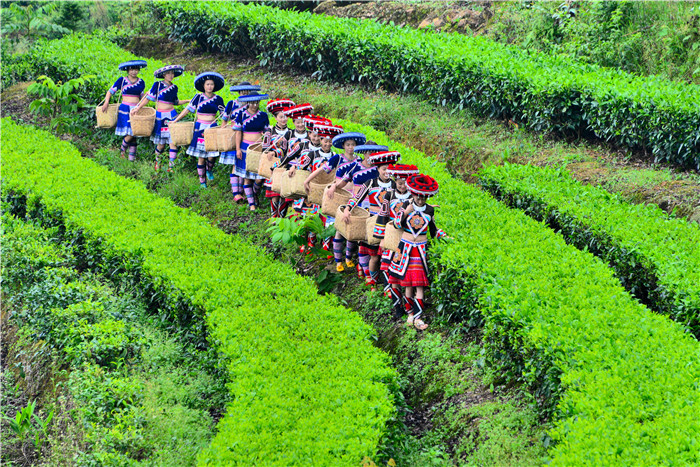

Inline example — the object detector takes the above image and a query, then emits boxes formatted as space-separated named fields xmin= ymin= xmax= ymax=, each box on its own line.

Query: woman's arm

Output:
xmin=235 ymin=131 xmax=243 ymax=158
xmin=170 ymin=107 xmax=190 ymax=124
xmin=100 ymin=89 xmax=112 ymax=112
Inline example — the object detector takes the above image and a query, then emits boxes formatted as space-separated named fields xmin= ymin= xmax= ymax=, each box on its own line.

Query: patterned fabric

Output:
xmin=109 ymin=77 xmax=145 ymax=97
xmin=233 ymin=109 xmax=269 ymax=133
xmin=388 ymin=240 xmax=429 ymax=287
xmin=146 ymin=81 xmax=179 ymax=104
xmin=186 ymin=120 xmax=219 ymax=158
xmin=234 ymin=137 xmax=266 ymax=180
xmin=115 ymin=102 xmax=137 ymax=136
xmin=186 ymin=93 xmax=225 ymax=115
xmin=151 ymin=109 xmax=178 ymax=144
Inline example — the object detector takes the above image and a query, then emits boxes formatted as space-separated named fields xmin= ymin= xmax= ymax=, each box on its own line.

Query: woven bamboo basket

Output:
xmin=321 ymin=185 xmax=351 ymax=218
xmin=169 ymin=122 xmax=194 ymax=146
xmin=365 ymin=215 xmax=381 ymax=246
xmin=280 ymin=169 xmax=311 ymax=200
xmin=217 ymin=127 xmax=235 ymax=152
xmin=271 ymin=167 xmax=286 ymax=193
xmin=130 ymin=107 xmax=156 ymax=137
xmin=335 ymin=205 xmax=370 ymax=242
xmin=245 ymin=143 xmax=264 ymax=173
xmin=258 ymin=153 xmax=280 ymax=179
xmin=384 ymin=223 xmax=402 ymax=254
xmin=307 ymin=171 xmax=335 ymax=205
xmin=95 ymin=103 xmax=118 ymax=128
xmin=203 ymin=127 xmax=219 ymax=152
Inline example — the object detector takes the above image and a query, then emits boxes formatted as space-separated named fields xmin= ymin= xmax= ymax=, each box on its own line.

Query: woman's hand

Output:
xmin=341 ymin=208 xmax=351 ymax=224
xmin=130 ymin=106 xmax=140 ymax=115
xmin=288 ymin=166 xmax=296 ymax=178
xmin=303 ymin=179 xmax=311 ymax=194
xmin=327 ymin=184 xmax=336 ymax=200
xmin=237 ymin=147 xmax=242 ymax=159
xmin=101 ymin=101 xmax=109 ymax=113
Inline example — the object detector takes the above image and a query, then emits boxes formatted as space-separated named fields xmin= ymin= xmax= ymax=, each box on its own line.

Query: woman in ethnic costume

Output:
xmin=233 ymin=91 xmax=271 ymax=210
xmin=338 ymin=150 xmax=401 ymax=290
xmin=100 ymin=60 xmax=147 ymax=161
xmin=389 ymin=174 xmax=446 ymax=331
xmin=220 ymin=82 xmax=261 ymax=203
xmin=305 ymin=132 xmax=367 ymax=272
xmin=131 ymin=64 xmax=189 ymax=172
xmin=377 ymin=164 xmax=419 ymax=316
xmin=170 ymin=72 xmax=225 ymax=188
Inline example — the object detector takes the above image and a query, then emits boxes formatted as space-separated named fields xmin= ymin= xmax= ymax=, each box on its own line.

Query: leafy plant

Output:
xmin=1 ymin=400 xmax=54 ymax=452
xmin=2 ymin=118 xmax=396 ymax=466
xmin=479 ymin=163 xmax=700 ymax=335
xmin=151 ymin=1 xmax=700 ymax=169
xmin=1 ymin=2 xmax=70 ymax=45
xmin=27 ymin=74 xmax=95 ymax=133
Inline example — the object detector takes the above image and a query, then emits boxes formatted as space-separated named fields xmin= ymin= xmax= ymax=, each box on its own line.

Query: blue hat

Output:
xmin=118 ymin=60 xmax=147 ymax=71
xmin=194 ymin=72 xmax=225 ymax=92
xmin=354 ymin=144 xmax=388 ymax=155
xmin=154 ymin=64 xmax=184 ymax=79
xmin=230 ymin=83 xmax=261 ymax=92
xmin=238 ymin=92 xmax=270 ymax=102
xmin=332 ymin=132 xmax=366 ymax=149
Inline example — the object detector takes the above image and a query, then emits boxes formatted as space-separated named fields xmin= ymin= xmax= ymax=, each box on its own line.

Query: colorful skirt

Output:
xmin=151 ymin=109 xmax=178 ymax=144
xmin=389 ymin=239 xmax=429 ymax=287
xmin=115 ymin=102 xmax=137 ymax=136
xmin=219 ymin=149 xmax=237 ymax=165
xmin=234 ymin=136 xmax=265 ymax=180
xmin=186 ymin=120 xmax=219 ymax=159
xmin=359 ymin=242 xmax=380 ymax=257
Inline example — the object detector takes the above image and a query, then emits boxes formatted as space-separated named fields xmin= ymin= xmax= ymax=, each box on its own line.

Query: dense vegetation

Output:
xmin=479 ymin=163 xmax=700 ymax=335
xmin=2 ymin=118 xmax=395 ymax=465
xmin=151 ymin=1 xmax=700 ymax=169
xmin=2 ymin=214 xmax=222 ymax=465
xmin=486 ymin=1 xmax=700 ymax=85
xmin=7 ymin=33 xmax=700 ymax=463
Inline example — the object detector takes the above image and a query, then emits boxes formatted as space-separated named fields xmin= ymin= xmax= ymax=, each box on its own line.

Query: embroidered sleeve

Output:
xmin=232 ymin=108 xmax=244 ymax=131
xmin=322 ymin=154 xmax=341 ymax=173
xmin=352 ymin=166 xmax=377 ymax=185
xmin=222 ymin=100 xmax=234 ymax=121
xmin=109 ymin=77 xmax=123 ymax=95
xmin=146 ymin=82 xmax=159 ymax=102
xmin=186 ymin=94 xmax=201 ymax=113
xmin=347 ymin=182 xmax=369 ymax=209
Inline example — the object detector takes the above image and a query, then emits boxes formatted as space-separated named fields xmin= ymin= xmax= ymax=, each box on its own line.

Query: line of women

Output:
xmin=100 ymin=61 xmax=447 ymax=331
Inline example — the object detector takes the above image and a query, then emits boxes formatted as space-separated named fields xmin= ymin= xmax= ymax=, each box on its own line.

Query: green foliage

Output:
xmin=27 ymin=74 xmax=95 ymax=133
xmin=2 ymin=118 xmax=396 ymax=465
xmin=151 ymin=1 xmax=700 ymax=169
xmin=479 ymin=163 xmax=700 ymax=334
xmin=1 ymin=213 xmax=219 ymax=466
xmin=324 ymin=118 xmax=700 ymax=465
xmin=1 ymin=400 xmax=54 ymax=454
xmin=0 ymin=2 xmax=70 ymax=44
xmin=489 ymin=1 xmax=700 ymax=84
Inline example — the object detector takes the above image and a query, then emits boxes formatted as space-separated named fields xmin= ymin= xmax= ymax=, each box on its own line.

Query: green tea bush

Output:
xmin=2 ymin=118 xmax=395 ymax=466
xmin=6 ymin=37 xmax=700 ymax=463
xmin=328 ymin=117 xmax=700 ymax=465
xmin=150 ymin=1 xmax=700 ymax=169
xmin=479 ymin=163 xmax=700 ymax=335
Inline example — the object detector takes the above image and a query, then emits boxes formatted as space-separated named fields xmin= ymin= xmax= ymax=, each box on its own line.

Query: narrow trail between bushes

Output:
xmin=125 ymin=34 xmax=700 ymax=224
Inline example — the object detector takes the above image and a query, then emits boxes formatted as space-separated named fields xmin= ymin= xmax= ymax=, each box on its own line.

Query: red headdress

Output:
xmin=407 ymin=173 xmax=439 ymax=197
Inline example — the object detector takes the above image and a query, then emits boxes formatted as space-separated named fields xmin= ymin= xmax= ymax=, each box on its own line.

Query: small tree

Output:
xmin=1 ymin=2 xmax=71 ymax=44
xmin=58 ymin=1 xmax=86 ymax=32
xmin=27 ymin=74 xmax=95 ymax=133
